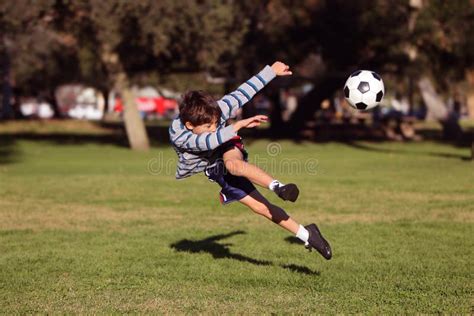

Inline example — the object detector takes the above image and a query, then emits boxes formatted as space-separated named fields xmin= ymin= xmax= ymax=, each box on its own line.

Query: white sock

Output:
xmin=269 ymin=180 xmax=284 ymax=191
xmin=296 ymin=225 xmax=309 ymax=245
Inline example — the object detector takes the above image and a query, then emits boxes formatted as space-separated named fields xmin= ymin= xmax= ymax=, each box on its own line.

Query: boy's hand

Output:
xmin=233 ymin=115 xmax=268 ymax=132
xmin=271 ymin=61 xmax=292 ymax=76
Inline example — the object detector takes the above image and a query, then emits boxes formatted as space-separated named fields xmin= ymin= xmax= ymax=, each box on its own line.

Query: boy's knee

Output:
xmin=224 ymin=159 xmax=245 ymax=176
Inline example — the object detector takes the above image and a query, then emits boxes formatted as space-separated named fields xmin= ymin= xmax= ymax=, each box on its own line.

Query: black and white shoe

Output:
xmin=304 ymin=223 xmax=332 ymax=260
xmin=274 ymin=183 xmax=299 ymax=202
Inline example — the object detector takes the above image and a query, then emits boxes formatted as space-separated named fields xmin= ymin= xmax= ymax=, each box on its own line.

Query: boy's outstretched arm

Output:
xmin=218 ymin=61 xmax=292 ymax=121
xmin=169 ymin=119 xmax=236 ymax=152
xmin=169 ymin=115 xmax=268 ymax=153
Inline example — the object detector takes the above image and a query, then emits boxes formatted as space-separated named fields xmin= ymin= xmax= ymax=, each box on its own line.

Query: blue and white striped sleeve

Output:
xmin=169 ymin=118 xmax=237 ymax=152
xmin=217 ymin=65 xmax=276 ymax=120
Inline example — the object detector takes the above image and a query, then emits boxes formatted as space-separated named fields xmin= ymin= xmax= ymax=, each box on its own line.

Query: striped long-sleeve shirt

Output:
xmin=169 ymin=65 xmax=276 ymax=179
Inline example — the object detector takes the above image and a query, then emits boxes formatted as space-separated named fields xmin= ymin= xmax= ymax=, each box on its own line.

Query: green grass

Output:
xmin=0 ymin=123 xmax=473 ymax=313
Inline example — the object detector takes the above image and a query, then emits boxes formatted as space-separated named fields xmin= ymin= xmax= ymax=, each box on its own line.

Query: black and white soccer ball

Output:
xmin=343 ymin=70 xmax=385 ymax=110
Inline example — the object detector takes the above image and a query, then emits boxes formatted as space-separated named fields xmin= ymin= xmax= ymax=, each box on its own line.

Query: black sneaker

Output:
xmin=274 ymin=183 xmax=299 ymax=202
xmin=305 ymin=223 xmax=332 ymax=260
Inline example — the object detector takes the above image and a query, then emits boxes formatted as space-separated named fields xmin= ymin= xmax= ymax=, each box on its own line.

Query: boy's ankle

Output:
xmin=273 ymin=183 xmax=299 ymax=202
xmin=268 ymin=180 xmax=283 ymax=191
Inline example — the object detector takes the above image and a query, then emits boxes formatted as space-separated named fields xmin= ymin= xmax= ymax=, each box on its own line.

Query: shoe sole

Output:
xmin=280 ymin=184 xmax=299 ymax=202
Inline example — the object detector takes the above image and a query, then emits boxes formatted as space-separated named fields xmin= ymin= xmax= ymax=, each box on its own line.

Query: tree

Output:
xmin=413 ymin=0 xmax=474 ymax=125
xmin=229 ymin=0 xmax=473 ymax=137
xmin=0 ymin=0 xmax=66 ymax=118
xmin=77 ymin=0 xmax=249 ymax=150
xmin=1 ymin=0 xmax=250 ymax=149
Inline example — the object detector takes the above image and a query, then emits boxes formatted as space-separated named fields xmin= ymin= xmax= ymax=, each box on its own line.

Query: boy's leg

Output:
xmin=239 ymin=189 xmax=299 ymax=234
xmin=222 ymin=147 xmax=273 ymax=188
xmin=223 ymin=148 xmax=299 ymax=202
xmin=239 ymin=189 xmax=332 ymax=260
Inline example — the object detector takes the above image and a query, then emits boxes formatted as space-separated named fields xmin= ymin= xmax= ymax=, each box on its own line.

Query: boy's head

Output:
xmin=179 ymin=90 xmax=221 ymax=134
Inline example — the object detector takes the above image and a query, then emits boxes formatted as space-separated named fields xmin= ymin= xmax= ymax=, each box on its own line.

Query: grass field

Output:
xmin=0 ymin=122 xmax=473 ymax=313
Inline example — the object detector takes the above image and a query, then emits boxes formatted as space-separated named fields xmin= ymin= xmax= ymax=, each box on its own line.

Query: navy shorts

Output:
xmin=205 ymin=137 xmax=256 ymax=204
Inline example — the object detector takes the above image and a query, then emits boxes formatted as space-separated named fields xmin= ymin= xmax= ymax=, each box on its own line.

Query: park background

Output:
xmin=1 ymin=0 xmax=473 ymax=313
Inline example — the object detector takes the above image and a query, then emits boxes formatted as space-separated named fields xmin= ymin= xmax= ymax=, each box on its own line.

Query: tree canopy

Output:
xmin=1 ymin=0 xmax=472 ymax=127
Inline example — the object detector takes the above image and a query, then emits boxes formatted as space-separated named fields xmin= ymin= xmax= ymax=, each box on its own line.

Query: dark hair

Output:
xmin=179 ymin=90 xmax=222 ymax=126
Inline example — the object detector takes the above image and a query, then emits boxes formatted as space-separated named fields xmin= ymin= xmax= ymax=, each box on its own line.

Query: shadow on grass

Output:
xmin=171 ymin=231 xmax=320 ymax=276
xmin=344 ymin=141 xmax=472 ymax=161
xmin=282 ymin=264 xmax=320 ymax=276
xmin=0 ymin=121 xmax=175 ymax=165
xmin=171 ymin=231 xmax=271 ymax=266
xmin=0 ymin=121 xmax=172 ymax=151
xmin=0 ymin=133 xmax=129 ymax=147
xmin=284 ymin=236 xmax=303 ymax=245
xmin=2 ymin=119 xmax=472 ymax=156
xmin=0 ymin=137 xmax=21 ymax=165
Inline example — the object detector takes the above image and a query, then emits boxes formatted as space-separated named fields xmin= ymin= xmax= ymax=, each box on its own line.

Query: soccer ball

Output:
xmin=343 ymin=70 xmax=385 ymax=110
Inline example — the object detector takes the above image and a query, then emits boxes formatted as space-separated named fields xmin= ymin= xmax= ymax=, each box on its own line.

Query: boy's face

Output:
xmin=185 ymin=120 xmax=218 ymax=134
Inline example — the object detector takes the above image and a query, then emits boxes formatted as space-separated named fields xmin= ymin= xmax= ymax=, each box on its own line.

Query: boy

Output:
xmin=169 ymin=62 xmax=332 ymax=260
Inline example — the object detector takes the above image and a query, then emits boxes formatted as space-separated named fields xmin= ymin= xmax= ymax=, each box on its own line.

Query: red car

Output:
xmin=113 ymin=96 xmax=178 ymax=118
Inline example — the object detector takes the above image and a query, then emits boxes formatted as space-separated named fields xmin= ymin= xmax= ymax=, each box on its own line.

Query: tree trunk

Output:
xmin=115 ymin=72 xmax=150 ymax=151
xmin=268 ymin=88 xmax=285 ymax=138
xmin=471 ymin=141 xmax=474 ymax=160
xmin=1 ymin=49 xmax=13 ymax=120
xmin=418 ymin=77 xmax=448 ymax=120
xmin=418 ymin=77 xmax=463 ymax=141
xmin=466 ymin=69 xmax=474 ymax=119
xmin=42 ymin=89 xmax=62 ymax=119
xmin=101 ymin=45 xmax=149 ymax=151
xmin=100 ymin=87 xmax=109 ymax=116
xmin=287 ymin=76 xmax=340 ymax=138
